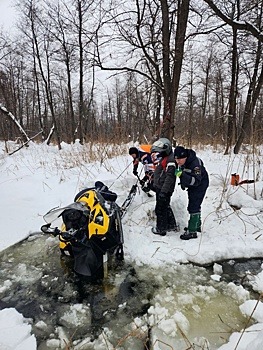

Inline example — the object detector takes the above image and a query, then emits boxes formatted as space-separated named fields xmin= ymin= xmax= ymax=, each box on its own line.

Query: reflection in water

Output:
xmin=0 ymin=234 xmax=258 ymax=349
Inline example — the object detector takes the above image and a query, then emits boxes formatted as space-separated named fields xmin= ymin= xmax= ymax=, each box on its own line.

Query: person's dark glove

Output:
xmin=139 ymin=179 xmax=146 ymax=186
xmin=180 ymin=184 xmax=186 ymax=191
xmin=133 ymin=166 xmax=138 ymax=176
xmin=142 ymin=185 xmax=150 ymax=193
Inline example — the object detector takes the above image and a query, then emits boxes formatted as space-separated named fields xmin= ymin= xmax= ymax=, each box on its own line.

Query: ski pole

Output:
xmin=136 ymin=174 xmax=142 ymax=185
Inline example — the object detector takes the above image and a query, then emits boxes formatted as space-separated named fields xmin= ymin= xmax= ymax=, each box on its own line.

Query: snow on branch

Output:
xmin=0 ymin=104 xmax=30 ymax=142
xmin=203 ymin=0 xmax=263 ymax=42
xmin=0 ymin=103 xmax=43 ymax=155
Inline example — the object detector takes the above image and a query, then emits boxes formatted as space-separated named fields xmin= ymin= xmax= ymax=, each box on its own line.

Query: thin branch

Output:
xmin=8 ymin=130 xmax=43 ymax=155
xmin=203 ymin=0 xmax=263 ymax=42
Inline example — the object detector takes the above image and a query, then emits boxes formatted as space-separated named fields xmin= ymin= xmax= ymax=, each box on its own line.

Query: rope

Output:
xmin=108 ymin=160 xmax=133 ymax=189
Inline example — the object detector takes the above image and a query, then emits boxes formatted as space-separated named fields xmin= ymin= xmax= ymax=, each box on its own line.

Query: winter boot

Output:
xmin=167 ymin=223 xmax=180 ymax=232
xmin=180 ymin=230 xmax=197 ymax=240
xmin=167 ymin=206 xmax=179 ymax=231
xmin=180 ymin=213 xmax=200 ymax=240
xmin=188 ymin=213 xmax=201 ymax=232
xmin=152 ymin=227 xmax=167 ymax=236
xmin=184 ymin=222 xmax=201 ymax=233
xmin=197 ymin=215 xmax=202 ymax=232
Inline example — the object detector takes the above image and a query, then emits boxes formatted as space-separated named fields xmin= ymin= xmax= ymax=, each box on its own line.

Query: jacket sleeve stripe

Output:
xmin=190 ymin=177 xmax=196 ymax=185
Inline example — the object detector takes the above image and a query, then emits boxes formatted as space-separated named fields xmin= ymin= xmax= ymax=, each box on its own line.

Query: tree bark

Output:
xmin=234 ymin=59 xmax=263 ymax=154
xmin=169 ymin=0 xmax=190 ymax=139
xmin=224 ymin=27 xmax=238 ymax=155
xmin=29 ymin=3 xmax=62 ymax=150
xmin=77 ymin=0 xmax=84 ymax=144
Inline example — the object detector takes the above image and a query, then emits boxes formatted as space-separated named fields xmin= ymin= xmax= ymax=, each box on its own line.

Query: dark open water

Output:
xmin=0 ymin=233 xmax=260 ymax=349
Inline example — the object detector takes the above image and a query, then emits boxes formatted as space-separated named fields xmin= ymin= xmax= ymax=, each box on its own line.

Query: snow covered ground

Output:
xmin=0 ymin=140 xmax=263 ymax=349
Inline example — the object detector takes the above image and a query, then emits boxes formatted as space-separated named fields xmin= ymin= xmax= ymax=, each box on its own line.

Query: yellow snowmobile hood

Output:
xmin=59 ymin=189 xmax=110 ymax=250
xmin=75 ymin=189 xmax=110 ymax=238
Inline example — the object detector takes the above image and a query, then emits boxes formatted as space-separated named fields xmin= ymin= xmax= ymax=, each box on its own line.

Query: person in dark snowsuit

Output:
xmin=150 ymin=138 xmax=178 ymax=236
xmin=174 ymin=146 xmax=209 ymax=240
xmin=129 ymin=146 xmax=155 ymax=192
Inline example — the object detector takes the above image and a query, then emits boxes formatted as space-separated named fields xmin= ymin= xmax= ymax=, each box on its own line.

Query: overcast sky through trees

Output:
xmin=0 ymin=0 xmax=17 ymax=33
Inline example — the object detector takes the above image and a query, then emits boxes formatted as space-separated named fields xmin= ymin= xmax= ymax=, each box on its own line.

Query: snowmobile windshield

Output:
xmin=43 ymin=202 xmax=89 ymax=224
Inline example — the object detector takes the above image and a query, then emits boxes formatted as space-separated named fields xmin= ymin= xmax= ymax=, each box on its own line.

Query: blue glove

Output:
xmin=175 ymin=168 xmax=182 ymax=177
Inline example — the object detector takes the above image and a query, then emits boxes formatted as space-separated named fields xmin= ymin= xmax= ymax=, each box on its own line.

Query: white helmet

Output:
xmin=151 ymin=138 xmax=172 ymax=155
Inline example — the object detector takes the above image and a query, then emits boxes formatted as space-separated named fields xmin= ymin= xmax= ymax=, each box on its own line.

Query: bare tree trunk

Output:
xmin=234 ymin=42 xmax=263 ymax=154
xmin=187 ymin=62 xmax=194 ymax=146
xmin=96 ymin=0 xmax=190 ymax=140
xmin=224 ymin=0 xmax=239 ymax=155
xmin=54 ymin=8 xmax=76 ymax=142
xmin=77 ymin=0 xmax=84 ymax=144
xmin=169 ymin=0 xmax=190 ymax=139
xmin=32 ymin=44 xmax=45 ymax=140
xmin=200 ymin=52 xmax=213 ymax=141
xmin=161 ymin=0 xmax=190 ymax=138
xmin=224 ymin=28 xmax=238 ymax=154
xmin=234 ymin=59 xmax=263 ymax=154
xmin=213 ymin=68 xmax=225 ymax=142
xmin=29 ymin=3 xmax=61 ymax=150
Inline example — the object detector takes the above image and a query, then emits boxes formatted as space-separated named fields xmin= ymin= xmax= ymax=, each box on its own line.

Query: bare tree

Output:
xmin=95 ymin=0 xmax=190 ymax=139
xmin=234 ymin=39 xmax=263 ymax=153
xmin=203 ymin=0 xmax=263 ymax=153
xmin=203 ymin=0 xmax=263 ymax=42
xmin=24 ymin=0 xmax=62 ymax=149
xmin=224 ymin=25 xmax=238 ymax=154
xmin=44 ymin=1 xmax=77 ymax=142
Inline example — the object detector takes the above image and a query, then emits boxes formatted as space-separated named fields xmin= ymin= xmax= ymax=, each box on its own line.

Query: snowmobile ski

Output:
xmin=120 ymin=184 xmax=138 ymax=218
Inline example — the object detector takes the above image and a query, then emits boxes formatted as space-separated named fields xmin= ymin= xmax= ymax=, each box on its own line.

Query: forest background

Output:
xmin=0 ymin=0 xmax=263 ymax=153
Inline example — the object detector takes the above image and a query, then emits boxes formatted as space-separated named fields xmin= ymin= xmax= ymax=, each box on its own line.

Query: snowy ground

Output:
xmin=0 ymin=141 xmax=263 ymax=349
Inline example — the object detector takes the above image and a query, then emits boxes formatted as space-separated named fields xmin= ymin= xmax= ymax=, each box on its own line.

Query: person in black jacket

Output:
xmin=174 ymin=146 xmax=209 ymax=240
xmin=150 ymin=138 xmax=178 ymax=236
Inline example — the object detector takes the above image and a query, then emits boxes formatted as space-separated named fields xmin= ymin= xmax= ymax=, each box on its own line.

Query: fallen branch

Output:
xmin=0 ymin=104 xmax=30 ymax=142
xmin=8 ymin=130 xmax=43 ymax=155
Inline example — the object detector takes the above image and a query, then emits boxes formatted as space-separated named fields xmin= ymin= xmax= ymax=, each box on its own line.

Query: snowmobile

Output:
xmin=41 ymin=182 xmax=124 ymax=279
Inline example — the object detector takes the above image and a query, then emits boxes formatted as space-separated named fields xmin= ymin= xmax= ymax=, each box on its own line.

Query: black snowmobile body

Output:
xmin=41 ymin=186 xmax=124 ymax=279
